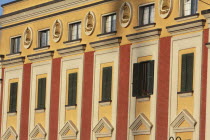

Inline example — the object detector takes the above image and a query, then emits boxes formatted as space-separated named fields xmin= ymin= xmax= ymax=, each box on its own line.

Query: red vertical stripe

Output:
xmin=116 ymin=44 xmax=131 ymax=140
xmin=199 ymin=29 xmax=209 ymax=140
xmin=80 ymin=51 xmax=94 ymax=140
xmin=156 ymin=37 xmax=171 ymax=140
xmin=19 ymin=64 xmax=31 ymax=140
xmin=0 ymin=68 xmax=4 ymax=136
xmin=49 ymin=58 xmax=61 ymax=140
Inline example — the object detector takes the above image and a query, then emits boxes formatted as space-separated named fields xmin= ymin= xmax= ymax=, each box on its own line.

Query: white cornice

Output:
xmin=126 ymin=29 xmax=161 ymax=43
xmin=0 ymin=0 xmax=95 ymax=26
xmin=166 ymin=19 xmax=205 ymax=35
xmin=2 ymin=57 xmax=25 ymax=67
xmin=27 ymin=51 xmax=54 ymax=63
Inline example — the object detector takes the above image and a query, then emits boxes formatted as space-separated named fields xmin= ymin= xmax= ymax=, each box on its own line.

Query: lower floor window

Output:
xmin=132 ymin=60 xmax=154 ymax=97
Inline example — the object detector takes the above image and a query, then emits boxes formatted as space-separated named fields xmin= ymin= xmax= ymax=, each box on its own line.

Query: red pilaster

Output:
xmin=49 ymin=58 xmax=61 ymax=140
xmin=156 ymin=37 xmax=171 ymax=140
xmin=116 ymin=44 xmax=131 ymax=140
xmin=19 ymin=63 xmax=31 ymax=140
xmin=0 ymin=68 xmax=4 ymax=136
xmin=80 ymin=51 xmax=94 ymax=140
xmin=199 ymin=29 xmax=209 ymax=140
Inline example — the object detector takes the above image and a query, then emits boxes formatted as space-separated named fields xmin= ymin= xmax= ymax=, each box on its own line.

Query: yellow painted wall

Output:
xmin=1 ymin=0 xmax=210 ymax=66
xmin=34 ymin=74 xmax=47 ymax=127
xmin=7 ymin=79 xmax=19 ymax=130
xmin=98 ymin=137 xmax=111 ymax=140
xmin=176 ymin=132 xmax=193 ymax=140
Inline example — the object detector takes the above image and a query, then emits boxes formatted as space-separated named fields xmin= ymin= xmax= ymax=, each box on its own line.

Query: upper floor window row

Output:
xmin=8 ymin=0 xmax=199 ymax=54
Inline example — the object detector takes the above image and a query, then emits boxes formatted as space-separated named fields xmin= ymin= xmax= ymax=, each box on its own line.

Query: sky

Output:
xmin=0 ymin=0 xmax=15 ymax=15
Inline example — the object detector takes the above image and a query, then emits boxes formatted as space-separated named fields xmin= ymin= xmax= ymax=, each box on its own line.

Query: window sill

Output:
xmin=34 ymin=46 xmax=50 ymax=51
xmin=133 ymin=23 xmax=156 ymax=31
xmin=65 ymin=104 xmax=77 ymax=110
xmin=177 ymin=91 xmax=193 ymax=97
xmin=35 ymin=108 xmax=45 ymax=113
xmin=6 ymin=52 xmax=21 ymax=58
xmin=63 ymin=39 xmax=82 ymax=45
xmin=99 ymin=100 xmax=112 ymax=106
xmin=174 ymin=13 xmax=199 ymax=22
xmin=7 ymin=111 xmax=17 ymax=116
xmin=97 ymin=31 xmax=117 ymax=38
xmin=136 ymin=96 xmax=150 ymax=102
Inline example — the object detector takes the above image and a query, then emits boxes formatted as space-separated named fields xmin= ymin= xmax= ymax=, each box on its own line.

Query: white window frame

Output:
xmin=10 ymin=35 xmax=21 ymax=54
xmin=138 ymin=3 xmax=155 ymax=26
xmin=101 ymin=12 xmax=117 ymax=34
xmin=37 ymin=28 xmax=50 ymax=48
xmin=68 ymin=20 xmax=82 ymax=41
xmin=179 ymin=0 xmax=198 ymax=17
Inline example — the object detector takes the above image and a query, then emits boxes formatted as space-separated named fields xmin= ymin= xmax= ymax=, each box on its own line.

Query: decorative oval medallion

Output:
xmin=52 ymin=19 xmax=63 ymax=43
xmin=119 ymin=2 xmax=132 ymax=28
xmin=159 ymin=0 xmax=173 ymax=19
xmin=84 ymin=11 xmax=96 ymax=36
xmin=23 ymin=27 xmax=33 ymax=49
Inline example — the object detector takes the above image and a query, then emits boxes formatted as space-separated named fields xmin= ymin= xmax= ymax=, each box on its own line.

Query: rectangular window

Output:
xmin=39 ymin=30 xmax=50 ymax=48
xmin=11 ymin=37 xmax=21 ymax=54
xmin=180 ymin=53 xmax=194 ymax=92
xmin=9 ymin=82 xmax=18 ymax=113
xmin=69 ymin=22 xmax=81 ymax=41
xmin=67 ymin=72 xmax=78 ymax=106
xmin=132 ymin=60 xmax=154 ymax=97
xmin=182 ymin=0 xmax=198 ymax=16
xmin=37 ymin=78 xmax=46 ymax=109
xmin=139 ymin=4 xmax=154 ymax=25
xmin=101 ymin=66 xmax=112 ymax=102
xmin=103 ymin=14 xmax=116 ymax=33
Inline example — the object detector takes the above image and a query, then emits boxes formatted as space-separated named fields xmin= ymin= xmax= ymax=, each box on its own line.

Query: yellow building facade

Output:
xmin=0 ymin=0 xmax=210 ymax=140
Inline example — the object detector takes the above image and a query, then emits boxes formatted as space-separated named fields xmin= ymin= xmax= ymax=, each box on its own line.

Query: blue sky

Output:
xmin=0 ymin=0 xmax=15 ymax=15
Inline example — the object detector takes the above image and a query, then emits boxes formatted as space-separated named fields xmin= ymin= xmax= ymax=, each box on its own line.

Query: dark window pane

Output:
xmin=68 ymin=72 xmax=78 ymax=106
xmin=102 ymin=66 xmax=112 ymax=101
xmin=9 ymin=82 xmax=18 ymax=112
xmin=37 ymin=78 xmax=46 ymax=109
xmin=181 ymin=53 xmax=194 ymax=92
xmin=132 ymin=60 xmax=155 ymax=97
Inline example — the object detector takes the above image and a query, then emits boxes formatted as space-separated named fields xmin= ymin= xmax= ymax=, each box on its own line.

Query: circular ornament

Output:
xmin=52 ymin=19 xmax=63 ymax=43
xmin=159 ymin=0 xmax=173 ymax=19
xmin=119 ymin=2 xmax=132 ymax=28
xmin=23 ymin=27 xmax=33 ymax=49
xmin=84 ymin=11 xmax=96 ymax=36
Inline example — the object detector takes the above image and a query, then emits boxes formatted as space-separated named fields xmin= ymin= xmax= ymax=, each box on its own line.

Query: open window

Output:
xmin=132 ymin=60 xmax=154 ymax=98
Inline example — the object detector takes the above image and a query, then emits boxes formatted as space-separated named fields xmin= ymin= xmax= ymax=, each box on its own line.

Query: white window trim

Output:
xmin=168 ymin=32 xmax=202 ymax=140
xmin=58 ymin=55 xmax=84 ymax=140
xmin=128 ymin=40 xmax=159 ymax=140
xmin=1 ymin=66 xmax=23 ymax=140
xmin=28 ymin=61 xmax=52 ymax=140
xmin=91 ymin=48 xmax=119 ymax=140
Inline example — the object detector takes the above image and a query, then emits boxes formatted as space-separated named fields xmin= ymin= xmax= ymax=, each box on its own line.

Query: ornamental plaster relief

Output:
xmin=159 ymin=0 xmax=173 ymax=19
xmin=52 ymin=19 xmax=63 ymax=43
xmin=84 ymin=11 xmax=96 ymax=36
xmin=23 ymin=27 xmax=33 ymax=49
xmin=119 ymin=2 xmax=132 ymax=28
